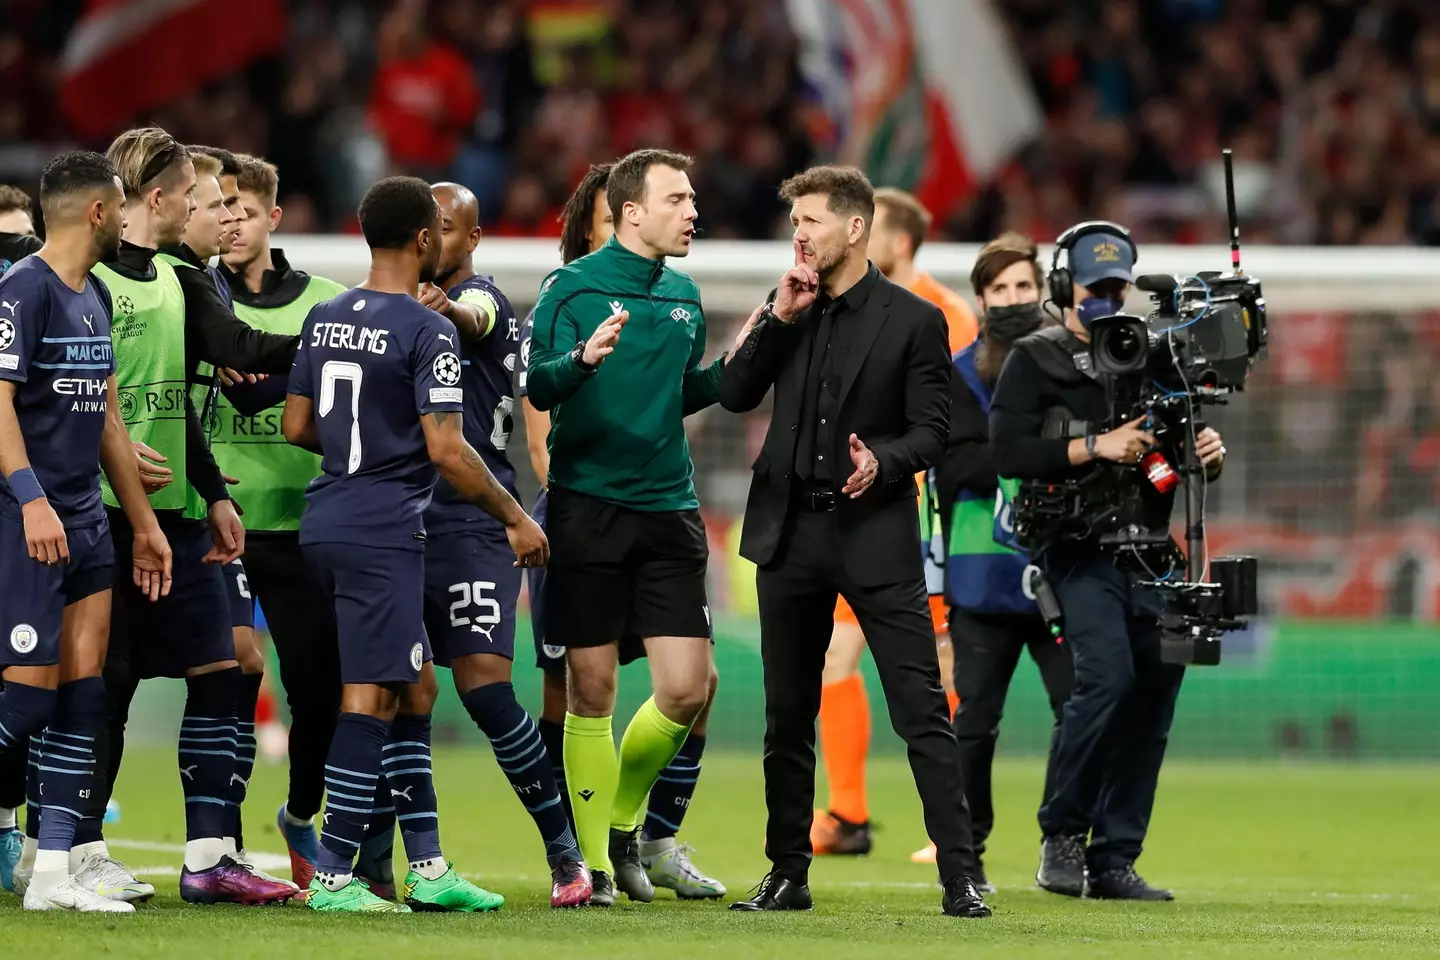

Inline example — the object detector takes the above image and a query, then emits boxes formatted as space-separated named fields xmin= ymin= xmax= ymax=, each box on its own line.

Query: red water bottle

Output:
xmin=1142 ymin=450 xmax=1178 ymax=493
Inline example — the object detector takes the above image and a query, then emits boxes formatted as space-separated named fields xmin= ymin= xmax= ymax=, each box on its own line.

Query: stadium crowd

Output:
xmin=6 ymin=0 xmax=1440 ymax=246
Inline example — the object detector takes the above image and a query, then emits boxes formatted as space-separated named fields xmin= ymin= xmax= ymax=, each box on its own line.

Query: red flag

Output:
xmin=59 ymin=0 xmax=288 ymax=138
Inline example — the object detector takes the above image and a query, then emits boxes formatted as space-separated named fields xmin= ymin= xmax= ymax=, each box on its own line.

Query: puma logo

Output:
xmin=438 ymin=333 xmax=455 ymax=347
xmin=390 ymin=785 xmax=414 ymax=802
xmin=82 ymin=314 xmax=96 ymax=334
xmin=230 ymin=773 xmax=248 ymax=788
xmin=578 ymin=789 xmax=595 ymax=802
xmin=0 ymin=300 xmax=17 ymax=316
xmin=180 ymin=765 xmax=198 ymax=780
xmin=323 ymin=811 xmax=332 ymax=825
xmin=470 ymin=623 xmax=495 ymax=641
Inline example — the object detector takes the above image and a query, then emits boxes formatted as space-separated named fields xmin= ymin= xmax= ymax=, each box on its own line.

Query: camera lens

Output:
xmin=1105 ymin=325 xmax=1144 ymax=366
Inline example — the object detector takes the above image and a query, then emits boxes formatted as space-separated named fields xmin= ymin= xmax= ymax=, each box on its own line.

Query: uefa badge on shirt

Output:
xmin=9 ymin=623 xmax=38 ymax=656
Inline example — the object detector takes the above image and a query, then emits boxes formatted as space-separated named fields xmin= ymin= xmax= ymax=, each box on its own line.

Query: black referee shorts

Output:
xmin=544 ymin=486 xmax=712 ymax=650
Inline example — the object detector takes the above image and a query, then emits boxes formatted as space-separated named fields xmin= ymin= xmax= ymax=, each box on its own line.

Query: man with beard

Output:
xmin=933 ymin=233 xmax=1075 ymax=891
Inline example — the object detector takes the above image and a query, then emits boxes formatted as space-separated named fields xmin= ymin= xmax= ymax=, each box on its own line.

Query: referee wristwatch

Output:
xmin=570 ymin=340 xmax=597 ymax=373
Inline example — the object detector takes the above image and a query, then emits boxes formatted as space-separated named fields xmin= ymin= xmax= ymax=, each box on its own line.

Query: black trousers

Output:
xmin=756 ymin=507 xmax=978 ymax=884
xmin=244 ymin=533 xmax=342 ymax=820
xmin=1036 ymin=551 xmax=1184 ymax=872
xmin=949 ymin=606 xmax=1073 ymax=858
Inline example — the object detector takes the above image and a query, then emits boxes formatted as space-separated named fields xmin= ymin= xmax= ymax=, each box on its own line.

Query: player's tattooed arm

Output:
xmin=99 ymin=376 xmax=173 ymax=599
xmin=422 ymin=410 xmax=549 ymax=566
xmin=281 ymin=393 xmax=322 ymax=453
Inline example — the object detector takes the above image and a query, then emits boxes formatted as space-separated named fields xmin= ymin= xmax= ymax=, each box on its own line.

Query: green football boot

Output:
xmin=306 ymin=876 xmax=413 ymax=913
xmin=401 ymin=863 xmax=505 ymax=913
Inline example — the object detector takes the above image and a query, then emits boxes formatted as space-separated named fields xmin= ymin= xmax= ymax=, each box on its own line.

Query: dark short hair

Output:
xmin=358 ymin=176 xmax=440 ymax=251
xmin=39 ymin=151 xmax=121 ymax=214
xmin=560 ymin=163 xmax=612 ymax=265
xmin=0 ymin=184 xmax=32 ymax=217
xmin=188 ymin=145 xmax=242 ymax=178
xmin=778 ymin=165 xmax=875 ymax=226
xmin=874 ymin=187 xmax=931 ymax=255
xmin=606 ymin=149 xmax=693 ymax=223
xmin=970 ymin=232 xmax=1042 ymax=297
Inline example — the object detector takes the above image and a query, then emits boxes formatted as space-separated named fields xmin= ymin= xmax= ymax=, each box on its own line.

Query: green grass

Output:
xmin=3 ymin=748 xmax=1438 ymax=958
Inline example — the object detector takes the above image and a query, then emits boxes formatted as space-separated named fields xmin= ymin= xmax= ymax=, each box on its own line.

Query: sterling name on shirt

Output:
xmin=310 ymin=320 xmax=390 ymax=355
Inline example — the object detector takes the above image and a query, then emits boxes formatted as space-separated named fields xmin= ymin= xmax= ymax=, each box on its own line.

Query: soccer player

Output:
xmin=342 ymin=181 xmax=585 ymax=908
xmin=527 ymin=149 xmax=724 ymax=906
xmin=517 ymin=163 xmax=724 ymax=900
xmin=173 ymin=148 xmax=297 ymax=891
xmin=0 ymin=182 xmax=40 ymax=891
xmin=282 ymin=176 xmax=547 ymax=913
xmin=0 ymin=150 xmax=174 ymax=912
xmin=213 ymin=156 xmax=349 ymax=888
xmin=807 ymin=187 xmax=979 ymax=860
xmin=71 ymin=127 xmax=295 ymax=906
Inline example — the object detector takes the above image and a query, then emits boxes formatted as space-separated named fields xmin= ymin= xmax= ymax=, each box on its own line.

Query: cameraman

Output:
xmin=989 ymin=222 xmax=1225 ymax=901
xmin=935 ymin=233 xmax=1073 ymax=894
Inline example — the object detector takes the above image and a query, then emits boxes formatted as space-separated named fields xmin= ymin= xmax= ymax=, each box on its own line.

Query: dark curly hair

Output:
xmin=559 ymin=163 xmax=613 ymax=265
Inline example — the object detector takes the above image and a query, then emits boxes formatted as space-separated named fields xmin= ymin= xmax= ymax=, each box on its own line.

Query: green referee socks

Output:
xmin=612 ymin=697 xmax=692 ymax=833
xmin=564 ymin=713 xmax=619 ymax=874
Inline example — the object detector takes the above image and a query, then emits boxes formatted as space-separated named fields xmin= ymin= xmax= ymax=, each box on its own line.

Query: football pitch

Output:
xmin=2 ymin=749 xmax=1436 ymax=958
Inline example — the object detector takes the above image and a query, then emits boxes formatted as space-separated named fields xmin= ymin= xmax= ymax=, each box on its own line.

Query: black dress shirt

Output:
xmin=794 ymin=263 xmax=880 ymax=485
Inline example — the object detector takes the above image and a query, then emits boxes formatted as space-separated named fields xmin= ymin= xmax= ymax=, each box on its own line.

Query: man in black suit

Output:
xmin=719 ymin=165 xmax=989 ymax=919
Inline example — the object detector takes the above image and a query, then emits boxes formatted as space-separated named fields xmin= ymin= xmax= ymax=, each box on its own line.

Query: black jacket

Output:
xmin=990 ymin=326 xmax=1220 ymax=537
xmin=720 ymin=270 xmax=952 ymax=586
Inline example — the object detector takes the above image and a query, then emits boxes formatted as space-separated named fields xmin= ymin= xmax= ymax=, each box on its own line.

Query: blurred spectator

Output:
xmin=368 ymin=0 xmax=479 ymax=181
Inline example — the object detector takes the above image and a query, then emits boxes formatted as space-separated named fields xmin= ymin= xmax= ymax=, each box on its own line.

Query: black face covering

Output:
xmin=983 ymin=301 xmax=1044 ymax=342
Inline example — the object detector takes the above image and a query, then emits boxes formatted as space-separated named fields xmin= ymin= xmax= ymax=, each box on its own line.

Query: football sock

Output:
xmin=819 ymin=674 xmax=871 ymax=823
xmin=0 ymin=720 xmax=27 ymax=812
xmin=382 ymin=713 xmax=441 ymax=866
xmin=612 ymin=697 xmax=691 ymax=833
xmin=227 ymin=672 xmax=262 ymax=852
xmin=642 ymin=733 xmax=706 ymax=841
xmin=179 ymin=667 xmax=242 ymax=870
xmin=316 ymin=712 xmax=390 ymax=888
xmin=25 ymin=734 xmax=41 ymax=840
xmin=36 ymin=678 xmax=105 ymax=868
xmin=537 ymin=717 xmax=575 ymax=832
xmin=563 ymin=712 xmax=617 ymax=874
xmin=0 ymin=681 xmax=56 ymax=751
xmin=462 ymin=683 xmax=579 ymax=866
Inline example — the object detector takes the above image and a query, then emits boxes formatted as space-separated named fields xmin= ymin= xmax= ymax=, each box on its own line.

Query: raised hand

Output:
xmin=582 ymin=308 xmax=628 ymax=367
xmin=418 ymin=282 xmax=453 ymax=317
xmin=133 ymin=441 xmax=173 ymax=495
xmin=842 ymin=434 xmax=879 ymax=499
xmin=773 ymin=238 xmax=820 ymax=322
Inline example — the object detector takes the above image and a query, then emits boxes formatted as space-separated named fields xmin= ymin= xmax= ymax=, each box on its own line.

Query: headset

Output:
xmin=1047 ymin=220 xmax=1138 ymax=309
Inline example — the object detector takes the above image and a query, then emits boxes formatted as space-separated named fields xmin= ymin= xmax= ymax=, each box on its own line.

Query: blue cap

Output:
xmin=1069 ymin=231 xmax=1135 ymax=288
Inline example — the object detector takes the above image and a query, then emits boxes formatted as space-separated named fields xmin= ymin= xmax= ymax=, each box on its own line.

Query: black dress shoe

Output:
xmin=728 ymin=872 xmax=813 ymax=912
xmin=1085 ymin=864 xmax=1174 ymax=901
xmin=1036 ymin=835 xmax=1087 ymax=897
xmin=941 ymin=876 xmax=992 ymax=917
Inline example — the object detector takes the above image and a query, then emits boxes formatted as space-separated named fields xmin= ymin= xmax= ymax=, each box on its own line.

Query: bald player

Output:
xmin=355 ymin=183 xmax=590 ymax=909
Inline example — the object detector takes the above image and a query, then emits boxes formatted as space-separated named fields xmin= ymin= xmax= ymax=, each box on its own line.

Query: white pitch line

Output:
xmin=108 ymin=839 xmax=291 ymax=872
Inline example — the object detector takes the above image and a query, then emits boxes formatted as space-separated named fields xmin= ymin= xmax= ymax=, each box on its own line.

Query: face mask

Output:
xmin=983 ymin=301 xmax=1044 ymax=341
xmin=1076 ymin=296 xmax=1123 ymax=331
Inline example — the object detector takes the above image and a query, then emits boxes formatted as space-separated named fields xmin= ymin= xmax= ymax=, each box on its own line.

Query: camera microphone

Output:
xmin=1135 ymin=275 xmax=1178 ymax=297
xmin=691 ymin=226 xmax=705 ymax=238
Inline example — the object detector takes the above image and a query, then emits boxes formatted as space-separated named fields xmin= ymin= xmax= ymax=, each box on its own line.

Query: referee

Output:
xmin=526 ymin=148 xmax=723 ymax=907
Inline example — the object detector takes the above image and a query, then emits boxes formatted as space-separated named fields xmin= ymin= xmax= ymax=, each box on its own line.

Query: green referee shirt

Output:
xmin=527 ymin=236 xmax=723 ymax=511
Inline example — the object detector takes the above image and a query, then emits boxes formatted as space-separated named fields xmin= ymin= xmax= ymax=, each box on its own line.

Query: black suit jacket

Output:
xmin=720 ymin=271 xmax=952 ymax=586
